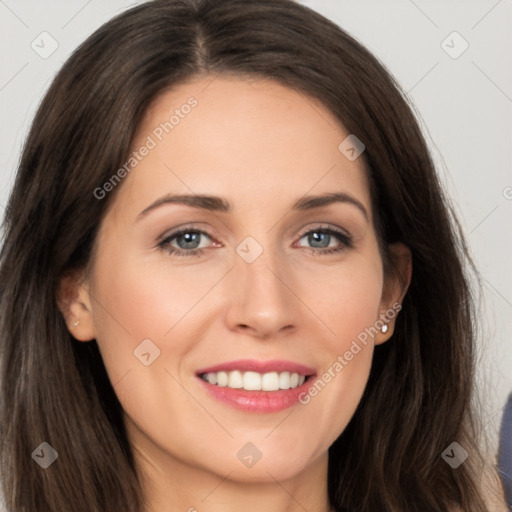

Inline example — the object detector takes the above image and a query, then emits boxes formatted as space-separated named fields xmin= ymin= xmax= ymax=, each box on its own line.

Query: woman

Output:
xmin=0 ymin=0 xmax=506 ymax=510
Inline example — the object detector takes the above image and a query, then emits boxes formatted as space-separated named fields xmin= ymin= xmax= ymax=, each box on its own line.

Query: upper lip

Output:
xmin=196 ymin=359 xmax=316 ymax=376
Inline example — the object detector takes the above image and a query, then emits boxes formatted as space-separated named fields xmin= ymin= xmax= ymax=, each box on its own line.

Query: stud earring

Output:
xmin=381 ymin=323 xmax=388 ymax=333
xmin=72 ymin=320 xmax=80 ymax=328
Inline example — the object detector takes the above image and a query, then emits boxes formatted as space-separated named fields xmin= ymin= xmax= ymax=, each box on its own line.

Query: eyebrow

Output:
xmin=136 ymin=192 xmax=369 ymax=221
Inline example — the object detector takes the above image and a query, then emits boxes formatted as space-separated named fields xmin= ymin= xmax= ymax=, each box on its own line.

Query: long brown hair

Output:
xmin=0 ymin=0 xmax=494 ymax=510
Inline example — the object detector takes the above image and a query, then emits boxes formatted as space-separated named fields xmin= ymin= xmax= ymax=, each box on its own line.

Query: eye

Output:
xmin=157 ymin=228 xmax=215 ymax=258
xmin=295 ymin=225 xmax=353 ymax=254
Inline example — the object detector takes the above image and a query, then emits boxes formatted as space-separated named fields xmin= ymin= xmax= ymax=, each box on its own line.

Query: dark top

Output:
xmin=498 ymin=392 xmax=512 ymax=508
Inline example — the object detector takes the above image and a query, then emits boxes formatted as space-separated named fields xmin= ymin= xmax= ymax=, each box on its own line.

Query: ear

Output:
xmin=56 ymin=270 xmax=96 ymax=342
xmin=374 ymin=242 xmax=412 ymax=345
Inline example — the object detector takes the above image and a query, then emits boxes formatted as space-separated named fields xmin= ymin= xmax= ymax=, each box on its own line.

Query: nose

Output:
xmin=224 ymin=244 xmax=300 ymax=340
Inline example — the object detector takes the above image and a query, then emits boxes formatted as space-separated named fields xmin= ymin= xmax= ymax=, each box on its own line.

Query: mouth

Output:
xmin=195 ymin=359 xmax=317 ymax=413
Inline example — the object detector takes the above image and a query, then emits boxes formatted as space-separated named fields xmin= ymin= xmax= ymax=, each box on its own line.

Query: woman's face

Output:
xmin=67 ymin=75 xmax=409 ymax=486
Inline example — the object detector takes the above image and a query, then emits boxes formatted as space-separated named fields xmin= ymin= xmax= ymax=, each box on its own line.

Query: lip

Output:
xmin=197 ymin=377 xmax=317 ymax=413
xmin=195 ymin=358 xmax=316 ymax=376
xmin=195 ymin=359 xmax=317 ymax=413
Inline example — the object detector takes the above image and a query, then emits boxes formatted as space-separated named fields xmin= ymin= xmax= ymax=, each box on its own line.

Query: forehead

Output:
xmin=111 ymin=75 xmax=373 ymax=221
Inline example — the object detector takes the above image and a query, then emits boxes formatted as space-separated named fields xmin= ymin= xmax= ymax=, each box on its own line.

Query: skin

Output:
xmin=60 ymin=75 xmax=412 ymax=512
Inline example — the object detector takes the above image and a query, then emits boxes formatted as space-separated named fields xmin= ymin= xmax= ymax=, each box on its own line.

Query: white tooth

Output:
xmin=261 ymin=372 xmax=280 ymax=391
xmin=228 ymin=370 xmax=243 ymax=388
xmin=243 ymin=371 xmax=262 ymax=391
xmin=217 ymin=371 xmax=228 ymax=387
xmin=279 ymin=371 xmax=291 ymax=389
xmin=209 ymin=370 xmax=307 ymax=390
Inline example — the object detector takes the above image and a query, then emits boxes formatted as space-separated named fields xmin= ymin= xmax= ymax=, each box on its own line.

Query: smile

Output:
xmin=195 ymin=359 xmax=317 ymax=413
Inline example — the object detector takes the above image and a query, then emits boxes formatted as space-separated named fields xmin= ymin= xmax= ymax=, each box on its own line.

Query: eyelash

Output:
xmin=157 ymin=225 xmax=353 ymax=258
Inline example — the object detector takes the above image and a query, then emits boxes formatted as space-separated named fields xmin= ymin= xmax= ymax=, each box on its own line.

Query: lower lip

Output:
xmin=197 ymin=376 xmax=316 ymax=413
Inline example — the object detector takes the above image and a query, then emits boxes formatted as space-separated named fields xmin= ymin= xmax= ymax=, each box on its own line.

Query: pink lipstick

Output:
xmin=195 ymin=359 xmax=317 ymax=413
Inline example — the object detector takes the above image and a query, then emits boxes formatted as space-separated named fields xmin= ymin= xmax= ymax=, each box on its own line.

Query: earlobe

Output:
xmin=374 ymin=315 xmax=396 ymax=345
xmin=375 ymin=242 xmax=412 ymax=345
xmin=56 ymin=271 xmax=96 ymax=342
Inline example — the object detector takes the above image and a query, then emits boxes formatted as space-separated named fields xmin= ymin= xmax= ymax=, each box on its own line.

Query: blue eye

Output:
xmin=158 ymin=228 xmax=212 ymax=257
xmin=296 ymin=227 xmax=353 ymax=254
xmin=157 ymin=225 xmax=352 ymax=258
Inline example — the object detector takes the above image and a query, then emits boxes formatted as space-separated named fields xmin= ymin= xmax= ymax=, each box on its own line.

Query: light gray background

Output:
xmin=0 ymin=0 xmax=510 ymax=460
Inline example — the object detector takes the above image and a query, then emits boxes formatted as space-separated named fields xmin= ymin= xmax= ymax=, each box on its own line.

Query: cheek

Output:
xmin=292 ymin=253 xmax=383 ymax=440
xmin=299 ymin=250 xmax=384 ymax=345
xmin=334 ymin=265 xmax=383 ymax=342
xmin=88 ymin=242 xmax=228 ymax=381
